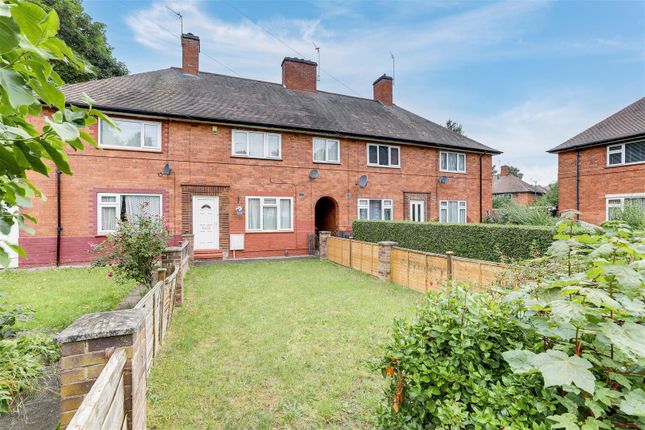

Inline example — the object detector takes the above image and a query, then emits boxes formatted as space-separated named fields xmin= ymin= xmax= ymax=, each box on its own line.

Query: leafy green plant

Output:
xmin=92 ymin=213 xmax=170 ymax=287
xmin=376 ymin=284 xmax=557 ymax=428
xmin=490 ymin=200 xmax=557 ymax=226
xmin=502 ymin=213 xmax=645 ymax=428
xmin=611 ymin=204 xmax=645 ymax=230
xmin=0 ymin=298 xmax=30 ymax=339
xmin=0 ymin=0 xmax=111 ymax=267
xmin=535 ymin=182 xmax=558 ymax=208
xmin=352 ymin=220 xmax=553 ymax=262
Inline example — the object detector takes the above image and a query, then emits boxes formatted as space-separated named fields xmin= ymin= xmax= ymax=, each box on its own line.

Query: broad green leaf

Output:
xmin=39 ymin=139 xmax=71 ymax=174
xmin=531 ymin=350 xmax=595 ymax=394
xmin=615 ymin=295 xmax=645 ymax=316
xmin=502 ymin=349 xmax=536 ymax=373
xmin=620 ymin=388 xmax=645 ymax=417
xmin=580 ymin=417 xmax=610 ymax=430
xmin=10 ymin=1 xmax=46 ymax=44
xmin=551 ymin=300 xmax=587 ymax=323
xmin=0 ymin=16 xmax=19 ymax=54
xmin=28 ymin=77 xmax=65 ymax=110
xmin=548 ymin=413 xmax=580 ymax=430
xmin=602 ymin=264 xmax=643 ymax=292
xmin=0 ymin=247 xmax=9 ymax=268
xmin=600 ymin=322 xmax=645 ymax=359
xmin=45 ymin=117 xmax=80 ymax=141
xmin=0 ymin=68 xmax=37 ymax=108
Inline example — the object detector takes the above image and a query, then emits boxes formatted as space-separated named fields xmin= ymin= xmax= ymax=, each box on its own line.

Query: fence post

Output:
xmin=156 ymin=267 xmax=167 ymax=283
xmin=377 ymin=241 xmax=397 ymax=281
xmin=161 ymin=245 xmax=184 ymax=306
xmin=182 ymin=233 xmax=194 ymax=265
xmin=319 ymin=231 xmax=331 ymax=259
xmin=446 ymin=251 xmax=454 ymax=281
xmin=55 ymin=309 xmax=147 ymax=430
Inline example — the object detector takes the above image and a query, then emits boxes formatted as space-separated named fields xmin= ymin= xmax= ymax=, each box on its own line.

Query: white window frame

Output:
xmin=605 ymin=193 xmax=645 ymax=220
xmin=606 ymin=142 xmax=645 ymax=167
xmin=409 ymin=200 xmax=425 ymax=222
xmin=312 ymin=137 xmax=341 ymax=164
xmin=439 ymin=151 xmax=466 ymax=173
xmin=366 ymin=144 xmax=400 ymax=168
xmin=98 ymin=118 xmax=162 ymax=152
xmin=97 ymin=192 xmax=163 ymax=235
xmin=245 ymin=196 xmax=294 ymax=232
xmin=232 ymin=130 xmax=282 ymax=160
xmin=439 ymin=200 xmax=467 ymax=223
xmin=357 ymin=198 xmax=393 ymax=221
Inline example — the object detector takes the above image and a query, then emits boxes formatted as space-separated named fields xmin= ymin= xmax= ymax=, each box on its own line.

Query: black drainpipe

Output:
xmin=575 ymin=150 xmax=580 ymax=220
xmin=56 ymin=170 xmax=62 ymax=266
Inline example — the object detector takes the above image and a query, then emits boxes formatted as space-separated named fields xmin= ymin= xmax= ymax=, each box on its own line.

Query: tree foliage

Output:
xmin=445 ymin=119 xmax=464 ymax=135
xmin=29 ymin=0 xmax=128 ymax=83
xmin=506 ymin=165 xmax=524 ymax=179
xmin=0 ymin=0 xmax=110 ymax=267
xmin=536 ymin=182 xmax=558 ymax=208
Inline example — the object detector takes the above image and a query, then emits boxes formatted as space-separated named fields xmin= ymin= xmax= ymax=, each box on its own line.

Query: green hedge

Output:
xmin=351 ymin=221 xmax=553 ymax=262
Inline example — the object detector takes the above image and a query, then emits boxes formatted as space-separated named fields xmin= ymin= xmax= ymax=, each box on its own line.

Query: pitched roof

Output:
xmin=493 ymin=174 xmax=546 ymax=195
xmin=61 ymin=68 xmax=500 ymax=154
xmin=549 ymin=97 xmax=645 ymax=153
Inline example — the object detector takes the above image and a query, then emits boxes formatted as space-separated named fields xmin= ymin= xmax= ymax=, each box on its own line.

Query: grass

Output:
xmin=0 ymin=267 xmax=135 ymax=331
xmin=147 ymin=259 xmax=422 ymax=429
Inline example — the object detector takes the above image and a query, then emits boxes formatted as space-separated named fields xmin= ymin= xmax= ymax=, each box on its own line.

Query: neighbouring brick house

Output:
xmin=548 ymin=97 xmax=644 ymax=225
xmin=18 ymin=33 xmax=500 ymax=267
xmin=493 ymin=165 xmax=545 ymax=205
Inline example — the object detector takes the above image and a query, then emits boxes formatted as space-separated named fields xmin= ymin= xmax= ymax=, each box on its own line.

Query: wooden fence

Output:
xmin=326 ymin=236 xmax=505 ymax=292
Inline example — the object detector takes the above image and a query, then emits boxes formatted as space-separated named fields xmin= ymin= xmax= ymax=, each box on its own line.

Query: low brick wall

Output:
xmin=55 ymin=237 xmax=193 ymax=430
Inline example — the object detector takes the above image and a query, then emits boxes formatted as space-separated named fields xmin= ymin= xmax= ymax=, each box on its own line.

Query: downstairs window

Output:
xmin=97 ymin=193 xmax=162 ymax=235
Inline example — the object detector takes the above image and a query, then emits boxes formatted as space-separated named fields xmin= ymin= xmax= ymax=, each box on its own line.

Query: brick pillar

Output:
xmin=377 ymin=241 xmax=397 ymax=281
xmin=55 ymin=309 xmax=147 ymax=429
xmin=182 ymin=233 xmax=194 ymax=265
xmin=162 ymin=245 xmax=184 ymax=306
xmin=319 ymin=231 xmax=331 ymax=259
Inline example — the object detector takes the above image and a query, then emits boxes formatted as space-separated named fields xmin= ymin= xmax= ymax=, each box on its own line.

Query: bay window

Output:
xmin=99 ymin=119 xmax=161 ymax=150
xmin=97 ymin=193 xmax=162 ymax=235
xmin=232 ymin=130 xmax=281 ymax=159
xmin=367 ymin=144 xmax=400 ymax=167
xmin=440 ymin=151 xmax=466 ymax=173
xmin=607 ymin=141 xmax=645 ymax=166
xmin=357 ymin=199 xmax=393 ymax=220
xmin=246 ymin=197 xmax=293 ymax=232
xmin=439 ymin=200 xmax=467 ymax=223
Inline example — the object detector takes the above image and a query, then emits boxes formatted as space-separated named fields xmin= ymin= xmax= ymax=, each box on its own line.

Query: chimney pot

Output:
xmin=181 ymin=33 xmax=200 ymax=74
xmin=500 ymin=165 xmax=510 ymax=176
xmin=373 ymin=74 xmax=393 ymax=105
xmin=281 ymin=57 xmax=317 ymax=92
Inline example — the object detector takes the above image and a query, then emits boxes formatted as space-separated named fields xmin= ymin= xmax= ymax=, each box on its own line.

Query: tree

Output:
xmin=492 ymin=164 xmax=498 ymax=175
xmin=506 ymin=165 xmax=523 ymax=179
xmin=0 ymin=0 xmax=111 ymax=266
xmin=535 ymin=182 xmax=558 ymax=208
xmin=30 ymin=0 xmax=128 ymax=83
xmin=445 ymin=119 xmax=464 ymax=135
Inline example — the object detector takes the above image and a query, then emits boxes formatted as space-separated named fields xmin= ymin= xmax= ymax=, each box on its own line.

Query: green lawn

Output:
xmin=147 ymin=259 xmax=422 ymax=430
xmin=0 ymin=267 xmax=135 ymax=331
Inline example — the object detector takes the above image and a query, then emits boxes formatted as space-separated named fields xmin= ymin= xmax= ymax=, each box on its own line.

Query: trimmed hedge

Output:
xmin=352 ymin=221 xmax=553 ymax=262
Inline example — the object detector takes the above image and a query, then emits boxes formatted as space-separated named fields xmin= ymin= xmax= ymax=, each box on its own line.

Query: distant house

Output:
xmin=548 ymin=97 xmax=644 ymax=224
xmin=493 ymin=165 xmax=545 ymax=205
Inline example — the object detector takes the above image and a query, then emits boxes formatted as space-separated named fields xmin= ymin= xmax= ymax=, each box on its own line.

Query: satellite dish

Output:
xmin=357 ymin=175 xmax=368 ymax=189
xmin=308 ymin=169 xmax=319 ymax=180
xmin=439 ymin=176 xmax=449 ymax=184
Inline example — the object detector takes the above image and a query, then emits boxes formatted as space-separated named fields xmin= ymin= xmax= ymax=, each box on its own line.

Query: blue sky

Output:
xmin=85 ymin=0 xmax=644 ymax=184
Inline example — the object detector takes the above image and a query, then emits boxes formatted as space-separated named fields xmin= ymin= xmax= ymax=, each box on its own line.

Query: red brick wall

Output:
xmin=21 ymin=111 xmax=493 ymax=266
xmin=558 ymin=145 xmax=645 ymax=225
xmin=281 ymin=59 xmax=316 ymax=92
xmin=514 ymin=192 xmax=538 ymax=205
xmin=373 ymin=76 xmax=393 ymax=105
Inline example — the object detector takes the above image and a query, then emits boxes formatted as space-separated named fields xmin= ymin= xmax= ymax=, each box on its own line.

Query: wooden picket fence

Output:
xmin=327 ymin=236 xmax=506 ymax=292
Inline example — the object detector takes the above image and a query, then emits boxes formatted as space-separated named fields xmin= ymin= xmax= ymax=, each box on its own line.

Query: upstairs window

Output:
xmin=97 ymin=193 xmax=162 ymax=235
xmin=313 ymin=138 xmax=340 ymax=163
xmin=232 ymin=130 xmax=281 ymax=159
xmin=357 ymin=199 xmax=393 ymax=221
xmin=99 ymin=119 xmax=161 ymax=150
xmin=439 ymin=200 xmax=467 ymax=223
xmin=440 ymin=151 xmax=466 ymax=173
xmin=607 ymin=141 xmax=645 ymax=166
xmin=367 ymin=144 xmax=400 ymax=168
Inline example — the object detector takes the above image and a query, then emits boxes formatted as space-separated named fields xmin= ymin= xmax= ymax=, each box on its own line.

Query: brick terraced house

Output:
xmin=493 ymin=165 xmax=545 ymax=205
xmin=18 ymin=33 xmax=500 ymax=267
xmin=549 ymin=97 xmax=645 ymax=225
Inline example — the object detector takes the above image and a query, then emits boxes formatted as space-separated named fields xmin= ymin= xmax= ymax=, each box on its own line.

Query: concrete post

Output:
xmin=319 ymin=231 xmax=331 ymax=259
xmin=377 ymin=241 xmax=397 ymax=281
xmin=55 ymin=309 xmax=147 ymax=430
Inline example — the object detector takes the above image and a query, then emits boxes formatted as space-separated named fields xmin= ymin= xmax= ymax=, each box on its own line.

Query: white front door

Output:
xmin=192 ymin=196 xmax=219 ymax=250
xmin=410 ymin=200 xmax=425 ymax=222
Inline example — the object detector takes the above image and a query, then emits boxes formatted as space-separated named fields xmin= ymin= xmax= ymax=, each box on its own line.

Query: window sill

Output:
xmin=231 ymin=155 xmax=283 ymax=161
xmin=245 ymin=230 xmax=294 ymax=234
xmin=366 ymin=164 xmax=401 ymax=169
xmin=606 ymin=160 xmax=645 ymax=168
xmin=439 ymin=169 xmax=467 ymax=174
xmin=313 ymin=160 xmax=341 ymax=165
xmin=99 ymin=145 xmax=162 ymax=153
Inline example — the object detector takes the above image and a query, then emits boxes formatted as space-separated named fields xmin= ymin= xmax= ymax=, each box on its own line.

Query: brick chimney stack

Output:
xmin=373 ymin=75 xmax=393 ymax=105
xmin=181 ymin=33 xmax=200 ymax=74
xmin=500 ymin=165 xmax=510 ymax=176
xmin=282 ymin=57 xmax=317 ymax=92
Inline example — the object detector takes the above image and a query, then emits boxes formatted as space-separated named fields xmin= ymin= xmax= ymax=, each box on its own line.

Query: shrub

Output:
xmin=503 ymin=214 xmax=645 ymax=428
xmin=490 ymin=200 xmax=557 ymax=226
xmin=92 ymin=213 xmax=170 ymax=287
xmin=376 ymin=285 xmax=557 ymax=428
xmin=611 ymin=204 xmax=645 ymax=230
xmin=352 ymin=220 xmax=552 ymax=262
